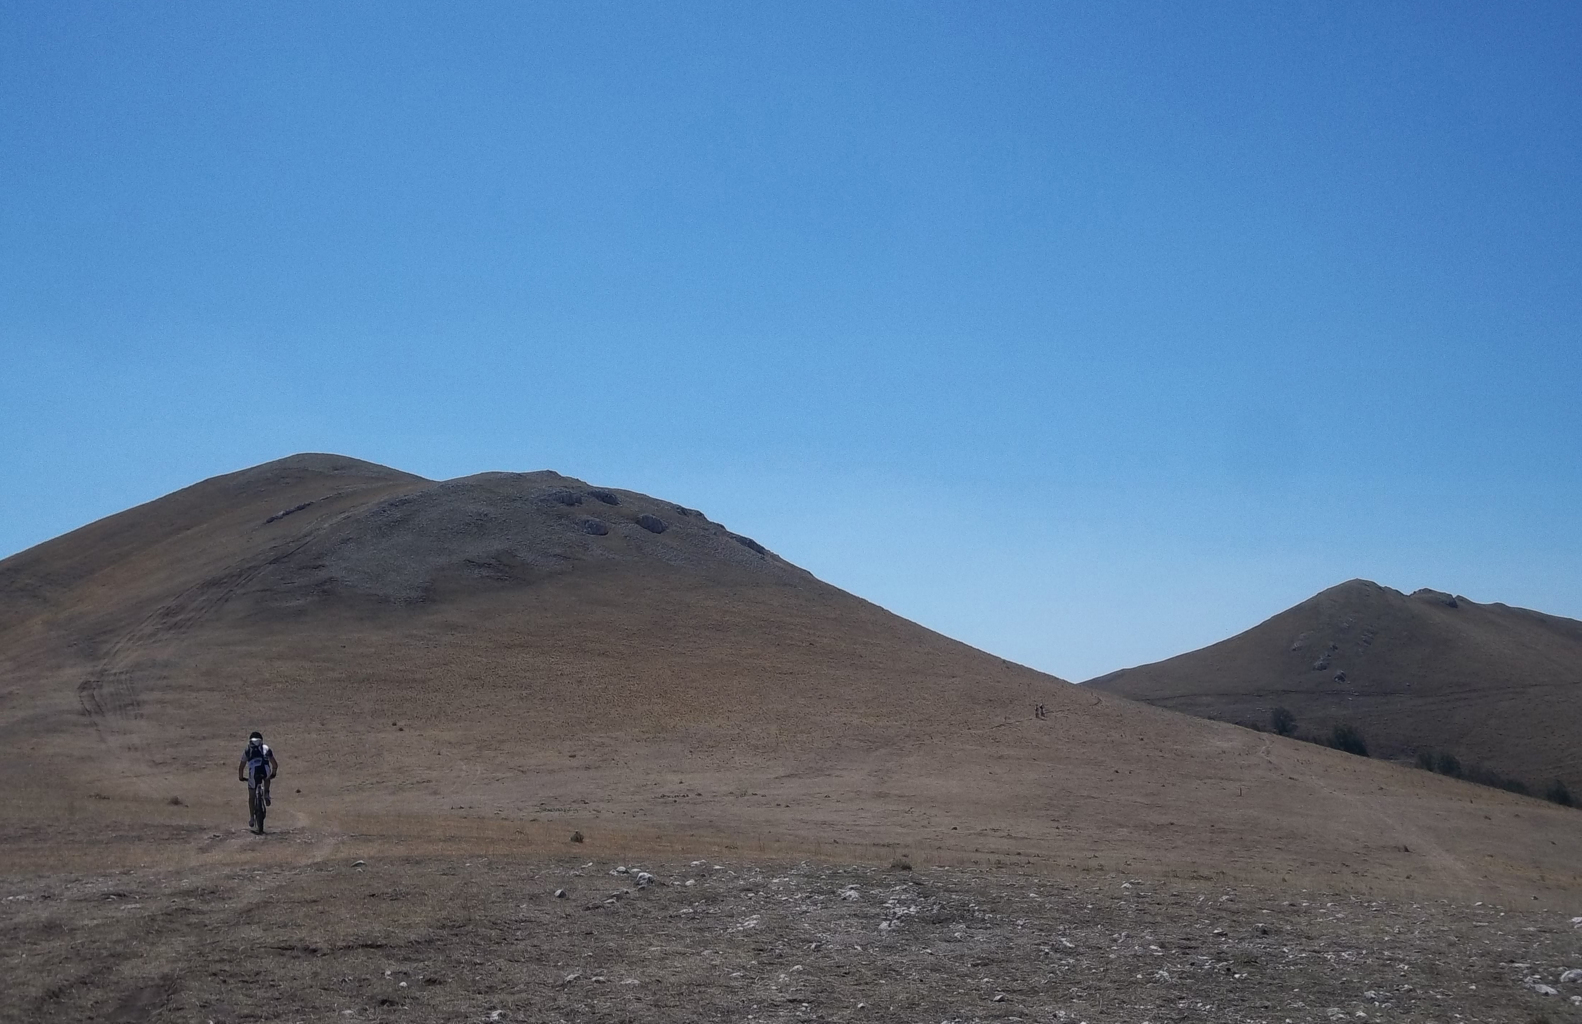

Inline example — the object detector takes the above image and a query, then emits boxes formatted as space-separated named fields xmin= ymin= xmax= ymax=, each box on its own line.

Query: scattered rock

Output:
xmin=554 ymin=889 xmax=567 ymax=899
xmin=352 ymin=860 xmax=366 ymax=867
xmin=581 ymin=518 xmax=609 ymax=536
xmin=1561 ymin=969 xmax=1582 ymax=984
xmin=1532 ymin=983 xmax=1559 ymax=996
xmin=1334 ymin=671 xmax=1347 ymax=683
xmin=636 ymin=514 xmax=667 ymax=534
xmin=586 ymin=489 xmax=620 ymax=505
xmin=636 ymin=872 xmax=654 ymax=888
xmin=543 ymin=488 xmax=583 ymax=506
xmin=264 ymin=501 xmax=314 ymax=524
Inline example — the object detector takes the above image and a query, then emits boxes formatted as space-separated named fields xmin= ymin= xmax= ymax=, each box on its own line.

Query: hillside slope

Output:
xmin=1087 ymin=579 xmax=1582 ymax=795
xmin=2 ymin=466 xmax=1580 ymax=901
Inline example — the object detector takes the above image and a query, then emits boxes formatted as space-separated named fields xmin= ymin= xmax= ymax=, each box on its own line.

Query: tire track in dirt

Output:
xmin=75 ymin=508 xmax=357 ymax=751
xmin=76 ymin=563 xmax=273 ymax=749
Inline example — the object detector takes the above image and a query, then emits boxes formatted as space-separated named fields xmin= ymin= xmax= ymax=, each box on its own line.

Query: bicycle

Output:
xmin=245 ymin=758 xmax=270 ymax=833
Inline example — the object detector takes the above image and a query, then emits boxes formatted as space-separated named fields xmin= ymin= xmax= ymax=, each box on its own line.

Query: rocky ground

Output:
xmin=5 ymin=847 xmax=1581 ymax=1024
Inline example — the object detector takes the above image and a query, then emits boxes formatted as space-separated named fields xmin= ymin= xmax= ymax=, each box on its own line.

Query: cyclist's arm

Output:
xmin=266 ymin=749 xmax=279 ymax=776
xmin=237 ymin=756 xmax=247 ymax=781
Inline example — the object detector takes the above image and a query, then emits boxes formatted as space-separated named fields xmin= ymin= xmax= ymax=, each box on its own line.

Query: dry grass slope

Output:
xmin=5 ymin=457 xmax=1582 ymax=1021
xmin=2 ymin=461 xmax=1580 ymax=907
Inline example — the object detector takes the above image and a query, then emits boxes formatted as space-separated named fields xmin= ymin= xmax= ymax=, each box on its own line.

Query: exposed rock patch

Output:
xmin=729 ymin=533 xmax=767 ymax=556
xmin=264 ymin=502 xmax=314 ymax=524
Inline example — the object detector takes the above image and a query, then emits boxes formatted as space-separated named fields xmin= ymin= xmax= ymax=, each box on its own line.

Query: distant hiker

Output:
xmin=1034 ymin=703 xmax=1047 ymax=720
xmin=238 ymin=731 xmax=279 ymax=823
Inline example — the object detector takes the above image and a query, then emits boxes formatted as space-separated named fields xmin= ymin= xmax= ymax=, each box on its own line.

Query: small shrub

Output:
xmin=1543 ymin=780 xmax=1574 ymax=807
xmin=1461 ymin=763 xmax=1528 ymax=795
xmin=167 ymin=795 xmax=184 ymax=806
xmin=1415 ymin=750 xmax=1435 ymax=771
xmin=1271 ymin=707 xmax=1296 ymax=737
xmin=889 ymin=855 xmax=913 ymax=872
xmin=569 ymin=830 xmax=584 ymax=844
xmin=1435 ymin=752 xmax=1462 ymax=777
xmin=1328 ymin=724 xmax=1369 ymax=757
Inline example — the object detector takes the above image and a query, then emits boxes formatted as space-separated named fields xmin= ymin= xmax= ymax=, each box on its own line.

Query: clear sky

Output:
xmin=4 ymin=2 xmax=1580 ymax=681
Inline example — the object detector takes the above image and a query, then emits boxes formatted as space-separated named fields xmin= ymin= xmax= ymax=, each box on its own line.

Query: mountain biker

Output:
xmin=237 ymin=731 xmax=279 ymax=820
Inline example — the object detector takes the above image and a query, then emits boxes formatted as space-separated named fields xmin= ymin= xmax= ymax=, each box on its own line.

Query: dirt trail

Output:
xmin=74 ymin=506 xmax=367 ymax=781
xmin=1259 ymin=736 xmax=1479 ymax=892
xmin=5 ymin=850 xmax=1580 ymax=1024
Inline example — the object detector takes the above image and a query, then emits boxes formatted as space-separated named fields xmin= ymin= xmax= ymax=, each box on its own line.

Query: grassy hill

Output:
xmin=2 ymin=462 xmax=1579 ymax=903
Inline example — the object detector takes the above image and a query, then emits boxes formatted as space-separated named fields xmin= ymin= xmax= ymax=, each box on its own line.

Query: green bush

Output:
xmin=1328 ymin=723 xmax=1369 ymax=757
xmin=1462 ymin=763 xmax=1528 ymax=795
xmin=1411 ymin=748 xmax=1570 ymax=807
xmin=1271 ymin=707 xmax=1296 ymax=737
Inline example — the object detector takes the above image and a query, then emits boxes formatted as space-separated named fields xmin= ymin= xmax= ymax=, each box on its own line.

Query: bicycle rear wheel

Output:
xmin=251 ymin=785 xmax=266 ymax=832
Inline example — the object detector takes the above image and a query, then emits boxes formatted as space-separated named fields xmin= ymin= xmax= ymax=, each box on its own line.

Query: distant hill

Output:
xmin=1087 ymin=579 xmax=1582 ymax=795
xmin=2 ymin=464 xmax=1580 ymax=899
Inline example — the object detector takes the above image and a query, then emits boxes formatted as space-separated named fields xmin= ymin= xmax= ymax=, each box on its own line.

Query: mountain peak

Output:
xmin=1090 ymin=581 xmax=1582 ymax=794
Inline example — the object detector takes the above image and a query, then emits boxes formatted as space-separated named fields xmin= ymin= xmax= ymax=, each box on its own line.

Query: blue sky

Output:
xmin=4 ymin=2 xmax=1580 ymax=680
